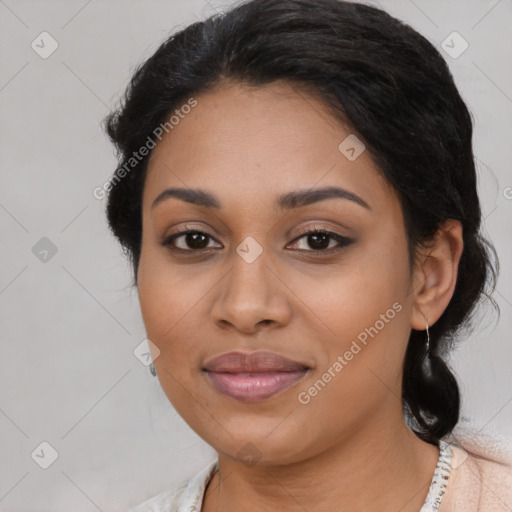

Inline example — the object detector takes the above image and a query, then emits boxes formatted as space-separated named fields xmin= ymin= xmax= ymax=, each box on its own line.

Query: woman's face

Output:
xmin=137 ymin=80 xmax=419 ymax=465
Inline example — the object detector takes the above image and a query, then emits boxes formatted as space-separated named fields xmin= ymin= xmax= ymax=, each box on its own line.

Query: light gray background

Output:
xmin=0 ymin=0 xmax=511 ymax=510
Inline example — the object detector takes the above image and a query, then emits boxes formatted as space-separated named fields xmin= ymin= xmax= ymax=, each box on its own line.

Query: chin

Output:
xmin=203 ymin=422 xmax=317 ymax=467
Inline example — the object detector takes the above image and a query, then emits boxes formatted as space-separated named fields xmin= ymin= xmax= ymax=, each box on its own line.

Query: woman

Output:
xmin=103 ymin=0 xmax=512 ymax=510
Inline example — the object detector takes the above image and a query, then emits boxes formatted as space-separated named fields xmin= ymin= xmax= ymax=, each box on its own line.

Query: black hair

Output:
xmin=102 ymin=0 xmax=499 ymax=445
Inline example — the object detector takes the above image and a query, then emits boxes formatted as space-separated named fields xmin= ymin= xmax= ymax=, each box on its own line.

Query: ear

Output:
xmin=410 ymin=219 xmax=464 ymax=330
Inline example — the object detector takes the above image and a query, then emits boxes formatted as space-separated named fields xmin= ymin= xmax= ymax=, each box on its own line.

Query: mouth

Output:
xmin=202 ymin=351 xmax=311 ymax=402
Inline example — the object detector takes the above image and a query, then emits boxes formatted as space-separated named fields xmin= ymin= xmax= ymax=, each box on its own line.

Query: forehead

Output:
xmin=143 ymin=80 xmax=394 ymax=213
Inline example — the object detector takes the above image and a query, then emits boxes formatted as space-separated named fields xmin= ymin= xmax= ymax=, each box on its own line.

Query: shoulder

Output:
xmin=129 ymin=460 xmax=218 ymax=512
xmin=443 ymin=444 xmax=512 ymax=511
xmin=469 ymin=451 xmax=512 ymax=511
xmin=129 ymin=481 xmax=189 ymax=512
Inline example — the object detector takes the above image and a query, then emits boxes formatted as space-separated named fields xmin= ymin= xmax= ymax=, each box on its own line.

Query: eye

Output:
xmin=287 ymin=227 xmax=354 ymax=253
xmin=161 ymin=228 xmax=222 ymax=252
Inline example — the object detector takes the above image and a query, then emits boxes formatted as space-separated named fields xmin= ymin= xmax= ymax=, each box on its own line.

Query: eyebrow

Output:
xmin=151 ymin=186 xmax=371 ymax=211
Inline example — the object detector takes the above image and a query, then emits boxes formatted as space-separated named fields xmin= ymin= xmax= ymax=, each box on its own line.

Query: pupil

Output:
xmin=187 ymin=232 xmax=208 ymax=249
xmin=309 ymin=233 xmax=329 ymax=250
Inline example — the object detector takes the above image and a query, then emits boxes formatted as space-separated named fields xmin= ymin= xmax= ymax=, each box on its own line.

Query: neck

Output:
xmin=202 ymin=414 xmax=439 ymax=512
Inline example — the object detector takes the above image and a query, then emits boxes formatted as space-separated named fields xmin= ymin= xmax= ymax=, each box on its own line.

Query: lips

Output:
xmin=203 ymin=351 xmax=309 ymax=373
xmin=202 ymin=351 xmax=310 ymax=402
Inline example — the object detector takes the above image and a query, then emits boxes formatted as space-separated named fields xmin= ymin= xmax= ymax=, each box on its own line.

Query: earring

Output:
xmin=424 ymin=316 xmax=431 ymax=357
xmin=149 ymin=362 xmax=157 ymax=377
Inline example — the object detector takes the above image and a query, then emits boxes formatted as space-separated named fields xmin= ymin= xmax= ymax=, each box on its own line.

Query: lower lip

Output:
xmin=205 ymin=370 xmax=309 ymax=402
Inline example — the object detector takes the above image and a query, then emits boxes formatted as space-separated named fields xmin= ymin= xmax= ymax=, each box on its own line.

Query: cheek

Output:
xmin=301 ymin=233 xmax=411 ymax=394
xmin=137 ymin=244 xmax=194 ymax=361
xmin=136 ymin=241 xmax=228 ymax=385
xmin=305 ymin=226 xmax=410 ymax=372
xmin=137 ymin=250 xmax=209 ymax=417
xmin=138 ymin=238 xmax=199 ymax=336
xmin=299 ymin=241 xmax=409 ymax=342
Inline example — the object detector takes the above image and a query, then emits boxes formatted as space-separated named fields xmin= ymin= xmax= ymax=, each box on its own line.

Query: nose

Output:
xmin=210 ymin=249 xmax=292 ymax=334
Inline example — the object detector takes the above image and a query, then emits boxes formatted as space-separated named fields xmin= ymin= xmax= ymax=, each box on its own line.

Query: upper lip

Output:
xmin=202 ymin=351 xmax=310 ymax=373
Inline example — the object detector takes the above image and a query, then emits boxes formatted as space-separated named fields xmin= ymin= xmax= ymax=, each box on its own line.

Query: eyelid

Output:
xmin=166 ymin=222 xmax=350 ymax=239
xmin=292 ymin=223 xmax=345 ymax=239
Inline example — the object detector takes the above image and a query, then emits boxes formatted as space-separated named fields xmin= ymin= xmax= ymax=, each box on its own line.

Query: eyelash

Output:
xmin=161 ymin=225 xmax=354 ymax=256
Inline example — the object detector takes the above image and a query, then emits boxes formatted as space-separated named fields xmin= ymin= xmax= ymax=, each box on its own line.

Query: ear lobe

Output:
xmin=410 ymin=219 xmax=464 ymax=331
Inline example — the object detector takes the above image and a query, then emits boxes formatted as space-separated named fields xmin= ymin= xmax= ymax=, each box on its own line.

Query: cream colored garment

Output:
xmin=130 ymin=423 xmax=512 ymax=512
xmin=130 ymin=460 xmax=216 ymax=512
xmin=438 ymin=422 xmax=512 ymax=511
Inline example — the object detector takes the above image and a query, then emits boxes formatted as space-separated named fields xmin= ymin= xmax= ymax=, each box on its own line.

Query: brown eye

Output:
xmin=288 ymin=229 xmax=354 ymax=253
xmin=162 ymin=230 xmax=221 ymax=251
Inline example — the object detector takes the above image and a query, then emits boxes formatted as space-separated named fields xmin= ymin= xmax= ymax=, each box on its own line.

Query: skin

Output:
xmin=137 ymin=80 xmax=464 ymax=512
